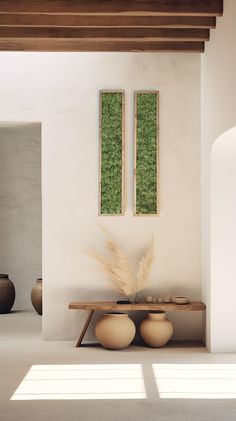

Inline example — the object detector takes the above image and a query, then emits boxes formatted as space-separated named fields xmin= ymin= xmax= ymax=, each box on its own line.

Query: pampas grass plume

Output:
xmin=87 ymin=226 xmax=154 ymax=299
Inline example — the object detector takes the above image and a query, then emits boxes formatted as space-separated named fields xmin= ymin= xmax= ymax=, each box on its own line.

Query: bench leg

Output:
xmin=76 ymin=310 xmax=95 ymax=348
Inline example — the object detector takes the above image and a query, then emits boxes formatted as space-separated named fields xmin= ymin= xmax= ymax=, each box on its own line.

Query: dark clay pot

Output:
xmin=0 ymin=274 xmax=15 ymax=314
xmin=31 ymin=278 xmax=42 ymax=315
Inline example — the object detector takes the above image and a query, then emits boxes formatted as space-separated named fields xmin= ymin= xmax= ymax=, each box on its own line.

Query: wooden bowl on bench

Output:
xmin=173 ymin=296 xmax=189 ymax=305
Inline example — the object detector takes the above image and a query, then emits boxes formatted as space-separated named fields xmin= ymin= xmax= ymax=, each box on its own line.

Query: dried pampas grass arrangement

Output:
xmin=87 ymin=226 xmax=154 ymax=301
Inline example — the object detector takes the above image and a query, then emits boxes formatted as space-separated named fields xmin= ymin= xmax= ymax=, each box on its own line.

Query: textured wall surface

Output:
xmin=0 ymin=53 xmax=201 ymax=340
xmin=0 ymin=123 xmax=42 ymax=310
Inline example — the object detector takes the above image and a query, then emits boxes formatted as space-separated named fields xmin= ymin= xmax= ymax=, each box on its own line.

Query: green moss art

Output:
xmin=135 ymin=91 xmax=159 ymax=215
xmin=100 ymin=91 xmax=124 ymax=215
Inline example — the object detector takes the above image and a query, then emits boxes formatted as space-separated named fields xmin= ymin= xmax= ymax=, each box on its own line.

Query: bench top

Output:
xmin=68 ymin=301 xmax=206 ymax=311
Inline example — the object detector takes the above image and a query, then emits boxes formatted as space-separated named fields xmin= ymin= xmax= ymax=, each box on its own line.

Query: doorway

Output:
xmin=0 ymin=122 xmax=42 ymax=312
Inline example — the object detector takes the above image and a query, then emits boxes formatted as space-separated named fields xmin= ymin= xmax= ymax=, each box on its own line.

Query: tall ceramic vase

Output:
xmin=95 ymin=313 xmax=136 ymax=350
xmin=31 ymin=278 xmax=42 ymax=315
xmin=0 ymin=274 xmax=15 ymax=314
xmin=140 ymin=310 xmax=173 ymax=347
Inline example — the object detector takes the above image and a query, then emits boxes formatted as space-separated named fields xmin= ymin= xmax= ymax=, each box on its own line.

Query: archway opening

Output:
xmin=211 ymin=126 xmax=236 ymax=352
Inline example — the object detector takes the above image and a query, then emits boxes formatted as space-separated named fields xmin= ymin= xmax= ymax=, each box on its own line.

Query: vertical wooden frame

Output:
xmin=134 ymin=90 xmax=159 ymax=216
xmin=99 ymin=90 xmax=125 ymax=215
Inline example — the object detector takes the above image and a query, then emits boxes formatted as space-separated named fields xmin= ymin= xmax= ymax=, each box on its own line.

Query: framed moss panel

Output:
xmin=134 ymin=91 xmax=159 ymax=216
xmin=99 ymin=90 xmax=125 ymax=215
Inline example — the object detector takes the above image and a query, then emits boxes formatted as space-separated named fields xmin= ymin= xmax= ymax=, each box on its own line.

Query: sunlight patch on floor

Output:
xmin=11 ymin=364 xmax=146 ymax=400
xmin=153 ymin=364 xmax=236 ymax=399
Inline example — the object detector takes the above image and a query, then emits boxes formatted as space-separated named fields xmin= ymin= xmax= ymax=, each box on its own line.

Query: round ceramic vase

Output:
xmin=95 ymin=313 xmax=136 ymax=350
xmin=31 ymin=278 xmax=43 ymax=315
xmin=0 ymin=274 xmax=15 ymax=314
xmin=140 ymin=311 xmax=173 ymax=348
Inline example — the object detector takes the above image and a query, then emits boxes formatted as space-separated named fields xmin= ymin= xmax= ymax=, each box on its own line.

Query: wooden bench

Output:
xmin=68 ymin=301 xmax=206 ymax=347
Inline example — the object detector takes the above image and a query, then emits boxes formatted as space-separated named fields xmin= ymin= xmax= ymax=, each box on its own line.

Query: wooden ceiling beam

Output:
xmin=0 ymin=39 xmax=205 ymax=52
xmin=0 ymin=27 xmax=210 ymax=41
xmin=0 ymin=14 xmax=217 ymax=29
xmin=0 ymin=1 xmax=223 ymax=17
xmin=0 ymin=1 xmax=222 ymax=52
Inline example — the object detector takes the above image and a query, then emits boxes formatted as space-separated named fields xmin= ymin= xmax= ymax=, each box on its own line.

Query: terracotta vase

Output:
xmin=95 ymin=313 xmax=136 ymax=350
xmin=31 ymin=278 xmax=42 ymax=315
xmin=0 ymin=274 xmax=15 ymax=314
xmin=140 ymin=311 xmax=173 ymax=347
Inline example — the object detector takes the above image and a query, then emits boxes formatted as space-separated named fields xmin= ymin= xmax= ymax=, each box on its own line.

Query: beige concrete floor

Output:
xmin=1 ymin=311 xmax=236 ymax=421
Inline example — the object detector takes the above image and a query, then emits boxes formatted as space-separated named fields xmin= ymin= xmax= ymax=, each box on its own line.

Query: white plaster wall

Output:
xmin=211 ymin=127 xmax=236 ymax=352
xmin=201 ymin=0 xmax=236 ymax=351
xmin=0 ymin=53 xmax=201 ymax=340
xmin=0 ymin=123 xmax=41 ymax=310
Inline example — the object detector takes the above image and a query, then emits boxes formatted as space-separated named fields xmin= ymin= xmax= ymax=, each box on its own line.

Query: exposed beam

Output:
xmin=0 ymin=27 xmax=210 ymax=41
xmin=0 ymin=1 xmax=223 ymax=17
xmin=0 ymin=14 xmax=217 ymax=28
xmin=0 ymin=39 xmax=205 ymax=52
